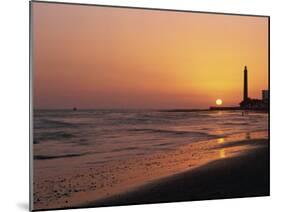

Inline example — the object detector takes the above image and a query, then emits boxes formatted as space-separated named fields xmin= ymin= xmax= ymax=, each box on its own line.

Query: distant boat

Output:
xmin=73 ymin=107 xmax=77 ymax=111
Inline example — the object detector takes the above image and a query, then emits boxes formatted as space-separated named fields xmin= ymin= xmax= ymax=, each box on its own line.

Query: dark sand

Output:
xmin=86 ymin=143 xmax=269 ymax=207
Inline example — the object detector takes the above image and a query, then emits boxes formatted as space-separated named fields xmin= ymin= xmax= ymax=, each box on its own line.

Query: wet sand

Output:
xmin=89 ymin=142 xmax=269 ymax=207
xmin=33 ymin=132 xmax=269 ymax=210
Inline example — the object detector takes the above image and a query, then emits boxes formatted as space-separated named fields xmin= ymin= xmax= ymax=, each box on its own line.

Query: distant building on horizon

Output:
xmin=240 ymin=66 xmax=269 ymax=110
xmin=262 ymin=90 xmax=269 ymax=102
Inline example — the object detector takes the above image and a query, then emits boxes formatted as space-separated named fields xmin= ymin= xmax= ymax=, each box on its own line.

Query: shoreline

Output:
xmin=34 ymin=108 xmax=269 ymax=112
xmin=33 ymin=131 xmax=269 ymax=210
xmin=161 ymin=108 xmax=269 ymax=113
xmin=85 ymin=142 xmax=269 ymax=207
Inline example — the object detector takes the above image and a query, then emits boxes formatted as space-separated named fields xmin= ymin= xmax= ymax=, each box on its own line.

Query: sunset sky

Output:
xmin=32 ymin=2 xmax=268 ymax=109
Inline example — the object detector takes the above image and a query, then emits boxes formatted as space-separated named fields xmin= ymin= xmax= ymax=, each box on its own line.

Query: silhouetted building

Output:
xmin=240 ymin=66 xmax=269 ymax=110
xmin=262 ymin=90 xmax=269 ymax=102
xmin=261 ymin=90 xmax=269 ymax=109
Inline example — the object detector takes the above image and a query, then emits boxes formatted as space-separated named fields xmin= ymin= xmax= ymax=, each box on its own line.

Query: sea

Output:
xmin=33 ymin=109 xmax=268 ymax=166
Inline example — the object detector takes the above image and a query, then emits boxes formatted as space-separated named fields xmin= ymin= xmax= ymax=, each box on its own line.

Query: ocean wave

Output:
xmin=111 ymin=146 xmax=138 ymax=152
xmin=34 ymin=131 xmax=76 ymax=144
xmin=34 ymin=152 xmax=91 ymax=160
xmin=211 ymin=138 xmax=268 ymax=150
xmin=153 ymin=142 xmax=174 ymax=146
xmin=222 ymin=122 xmax=249 ymax=126
xmin=128 ymin=128 xmax=217 ymax=138
xmin=34 ymin=119 xmax=76 ymax=129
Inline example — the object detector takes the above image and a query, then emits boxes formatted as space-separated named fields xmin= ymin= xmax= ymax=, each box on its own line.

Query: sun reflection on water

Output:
xmin=217 ymin=138 xmax=224 ymax=144
xmin=219 ymin=149 xmax=226 ymax=158
xmin=217 ymin=137 xmax=226 ymax=158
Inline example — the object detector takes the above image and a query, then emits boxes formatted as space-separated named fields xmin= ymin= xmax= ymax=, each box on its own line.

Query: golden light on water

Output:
xmin=217 ymin=137 xmax=226 ymax=158
xmin=219 ymin=149 xmax=226 ymax=158
xmin=217 ymin=138 xmax=225 ymax=144
xmin=216 ymin=99 xmax=223 ymax=106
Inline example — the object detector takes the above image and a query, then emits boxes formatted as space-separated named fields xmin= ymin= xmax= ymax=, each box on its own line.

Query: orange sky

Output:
xmin=32 ymin=2 xmax=268 ymax=109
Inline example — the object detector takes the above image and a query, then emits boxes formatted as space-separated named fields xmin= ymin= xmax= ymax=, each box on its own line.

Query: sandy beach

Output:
xmin=90 ymin=139 xmax=269 ymax=207
xmin=33 ymin=129 xmax=269 ymax=210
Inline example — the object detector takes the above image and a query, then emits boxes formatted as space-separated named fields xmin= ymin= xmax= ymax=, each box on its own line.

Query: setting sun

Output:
xmin=216 ymin=99 xmax=223 ymax=105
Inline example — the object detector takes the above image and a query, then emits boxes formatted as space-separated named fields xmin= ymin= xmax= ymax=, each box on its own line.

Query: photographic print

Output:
xmin=30 ymin=1 xmax=269 ymax=211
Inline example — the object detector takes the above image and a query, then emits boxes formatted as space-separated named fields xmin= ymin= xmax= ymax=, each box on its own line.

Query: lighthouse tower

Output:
xmin=240 ymin=65 xmax=251 ymax=109
xmin=243 ymin=66 xmax=248 ymax=101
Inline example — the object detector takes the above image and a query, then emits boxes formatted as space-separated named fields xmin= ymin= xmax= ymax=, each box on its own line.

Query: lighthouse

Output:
xmin=243 ymin=66 xmax=248 ymax=101
xmin=240 ymin=65 xmax=251 ymax=109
